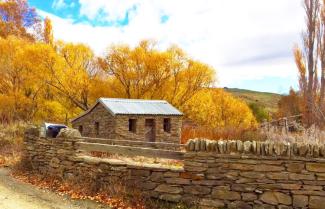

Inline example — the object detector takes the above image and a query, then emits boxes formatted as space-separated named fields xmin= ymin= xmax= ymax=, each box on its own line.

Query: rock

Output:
xmin=228 ymin=140 xmax=237 ymax=153
xmin=183 ymin=185 xmax=211 ymax=195
xmin=57 ymin=128 xmax=81 ymax=138
xmin=194 ymin=139 xmax=200 ymax=151
xmin=313 ymin=145 xmax=320 ymax=157
xmin=150 ymin=172 xmax=165 ymax=182
xmin=320 ymin=145 xmax=325 ymax=157
xmin=243 ymin=141 xmax=252 ymax=153
xmin=218 ymin=140 xmax=225 ymax=153
xmin=266 ymin=172 xmax=288 ymax=180
xmin=237 ymin=140 xmax=243 ymax=152
xmin=310 ymin=196 xmax=325 ymax=209
xmin=307 ymin=163 xmax=325 ymax=172
xmin=254 ymin=164 xmax=284 ymax=172
xmin=154 ymin=184 xmax=182 ymax=194
xmin=253 ymin=203 xmax=275 ymax=209
xmin=242 ymin=193 xmax=257 ymax=201
xmin=268 ymin=142 xmax=274 ymax=155
xmin=49 ymin=157 xmax=60 ymax=168
xmin=252 ymin=141 xmax=257 ymax=153
xmin=260 ymin=191 xmax=292 ymax=205
xmin=140 ymin=182 xmax=157 ymax=190
xmin=293 ymin=195 xmax=308 ymax=208
xmin=186 ymin=140 xmax=195 ymax=151
xmin=228 ymin=201 xmax=252 ymax=209
xmin=256 ymin=141 xmax=261 ymax=155
xmin=298 ymin=144 xmax=308 ymax=156
xmin=199 ymin=199 xmax=224 ymax=208
xmin=200 ymin=139 xmax=206 ymax=151
xmin=159 ymin=194 xmax=182 ymax=202
xmin=286 ymin=163 xmax=304 ymax=173
xmin=211 ymin=189 xmax=241 ymax=200
xmin=130 ymin=169 xmax=150 ymax=176
xmin=232 ymin=184 xmax=256 ymax=192
xmin=166 ymin=178 xmax=191 ymax=185
xmin=289 ymin=173 xmax=315 ymax=180
xmin=241 ymin=172 xmax=265 ymax=179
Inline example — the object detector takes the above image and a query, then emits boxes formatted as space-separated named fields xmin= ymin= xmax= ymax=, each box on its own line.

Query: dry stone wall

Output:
xmin=24 ymin=127 xmax=325 ymax=209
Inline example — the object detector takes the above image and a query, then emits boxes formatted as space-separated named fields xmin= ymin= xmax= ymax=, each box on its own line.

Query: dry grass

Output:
xmin=181 ymin=125 xmax=266 ymax=144
xmin=90 ymin=151 xmax=184 ymax=169
xmin=0 ymin=122 xmax=26 ymax=167
xmin=261 ymin=125 xmax=325 ymax=145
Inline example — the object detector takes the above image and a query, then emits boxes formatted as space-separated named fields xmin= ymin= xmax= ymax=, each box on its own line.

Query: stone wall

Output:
xmin=72 ymin=103 xmax=116 ymax=139
xmin=24 ymin=128 xmax=325 ymax=209
xmin=72 ymin=102 xmax=182 ymax=143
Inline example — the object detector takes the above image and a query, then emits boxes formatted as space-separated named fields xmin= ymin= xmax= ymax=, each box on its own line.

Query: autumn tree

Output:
xmin=99 ymin=40 xmax=215 ymax=109
xmin=0 ymin=0 xmax=40 ymax=41
xmin=277 ymin=88 xmax=302 ymax=118
xmin=183 ymin=89 xmax=257 ymax=129
xmin=43 ymin=17 xmax=53 ymax=46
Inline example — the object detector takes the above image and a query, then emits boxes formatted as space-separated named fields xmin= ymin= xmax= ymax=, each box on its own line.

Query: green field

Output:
xmin=224 ymin=87 xmax=282 ymax=113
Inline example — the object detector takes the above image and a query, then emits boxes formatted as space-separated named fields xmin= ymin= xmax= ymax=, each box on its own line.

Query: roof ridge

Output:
xmin=99 ymin=98 xmax=167 ymax=102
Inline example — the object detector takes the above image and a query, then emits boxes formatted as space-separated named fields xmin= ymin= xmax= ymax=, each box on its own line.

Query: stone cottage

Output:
xmin=71 ymin=98 xmax=183 ymax=143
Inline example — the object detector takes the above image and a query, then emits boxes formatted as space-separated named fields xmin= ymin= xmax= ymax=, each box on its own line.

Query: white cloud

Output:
xmin=52 ymin=0 xmax=74 ymax=10
xmin=38 ymin=0 xmax=305 ymax=93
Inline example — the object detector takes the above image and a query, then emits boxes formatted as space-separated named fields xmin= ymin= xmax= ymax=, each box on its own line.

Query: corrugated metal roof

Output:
xmin=99 ymin=98 xmax=183 ymax=116
xmin=71 ymin=98 xmax=183 ymax=122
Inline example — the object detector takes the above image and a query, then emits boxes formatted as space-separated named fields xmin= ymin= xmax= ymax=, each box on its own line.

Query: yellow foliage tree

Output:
xmin=99 ymin=40 xmax=215 ymax=109
xmin=183 ymin=89 xmax=257 ymax=129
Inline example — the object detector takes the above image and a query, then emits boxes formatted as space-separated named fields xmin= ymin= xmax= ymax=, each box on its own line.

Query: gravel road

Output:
xmin=0 ymin=168 xmax=111 ymax=209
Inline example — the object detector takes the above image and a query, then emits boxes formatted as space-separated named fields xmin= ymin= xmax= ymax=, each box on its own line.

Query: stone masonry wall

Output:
xmin=24 ymin=127 xmax=325 ymax=209
xmin=72 ymin=103 xmax=116 ymax=139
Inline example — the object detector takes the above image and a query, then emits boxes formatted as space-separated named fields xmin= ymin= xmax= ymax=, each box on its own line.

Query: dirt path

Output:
xmin=0 ymin=168 xmax=111 ymax=209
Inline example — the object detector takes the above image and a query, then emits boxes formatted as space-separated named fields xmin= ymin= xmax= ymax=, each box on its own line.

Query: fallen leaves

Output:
xmin=11 ymin=170 xmax=146 ymax=209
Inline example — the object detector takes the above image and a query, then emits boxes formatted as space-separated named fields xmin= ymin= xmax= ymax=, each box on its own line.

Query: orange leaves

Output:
xmin=12 ymin=171 xmax=146 ymax=209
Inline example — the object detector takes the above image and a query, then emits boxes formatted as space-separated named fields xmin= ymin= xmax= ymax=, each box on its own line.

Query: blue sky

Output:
xmin=28 ymin=0 xmax=305 ymax=94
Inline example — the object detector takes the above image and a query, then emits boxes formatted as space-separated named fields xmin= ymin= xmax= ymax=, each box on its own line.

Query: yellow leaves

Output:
xmin=184 ymin=89 xmax=257 ymax=129
xmin=43 ymin=17 xmax=53 ymax=45
xmin=102 ymin=40 xmax=215 ymax=106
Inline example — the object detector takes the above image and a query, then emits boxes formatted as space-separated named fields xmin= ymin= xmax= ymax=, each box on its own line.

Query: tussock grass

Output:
xmin=0 ymin=122 xmax=26 ymax=167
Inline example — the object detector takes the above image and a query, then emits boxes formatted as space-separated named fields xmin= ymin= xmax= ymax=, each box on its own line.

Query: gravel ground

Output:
xmin=0 ymin=168 xmax=111 ymax=209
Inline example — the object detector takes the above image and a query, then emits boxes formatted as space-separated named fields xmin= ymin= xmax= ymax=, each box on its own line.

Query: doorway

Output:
xmin=145 ymin=119 xmax=156 ymax=142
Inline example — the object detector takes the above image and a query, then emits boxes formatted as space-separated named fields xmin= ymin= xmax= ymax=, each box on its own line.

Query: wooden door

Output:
xmin=145 ymin=119 xmax=155 ymax=142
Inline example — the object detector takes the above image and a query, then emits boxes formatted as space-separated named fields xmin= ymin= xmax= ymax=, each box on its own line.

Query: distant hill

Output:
xmin=224 ymin=87 xmax=282 ymax=113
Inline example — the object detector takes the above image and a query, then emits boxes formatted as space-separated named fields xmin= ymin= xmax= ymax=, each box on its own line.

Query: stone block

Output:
xmin=154 ymin=184 xmax=182 ymax=194
xmin=211 ymin=189 xmax=241 ymax=200
xmin=166 ymin=178 xmax=190 ymax=185
xmin=159 ymin=194 xmax=182 ymax=202
xmin=242 ymin=193 xmax=257 ymax=201
xmin=293 ymin=195 xmax=308 ymax=208
xmin=199 ymin=198 xmax=224 ymax=208
xmin=309 ymin=196 xmax=325 ymax=209
xmin=289 ymin=173 xmax=315 ymax=180
xmin=260 ymin=191 xmax=292 ymax=205
xmin=307 ymin=163 xmax=325 ymax=173
xmin=183 ymin=185 xmax=211 ymax=195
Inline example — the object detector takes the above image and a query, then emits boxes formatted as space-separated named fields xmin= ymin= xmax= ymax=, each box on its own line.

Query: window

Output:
xmin=78 ymin=125 xmax=83 ymax=134
xmin=129 ymin=119 xmax=137 ymax=133
xmin=95 ymin=122 xmax=99 ymax=136
xmin=163 ymin=118 xmax=171 ymax=133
